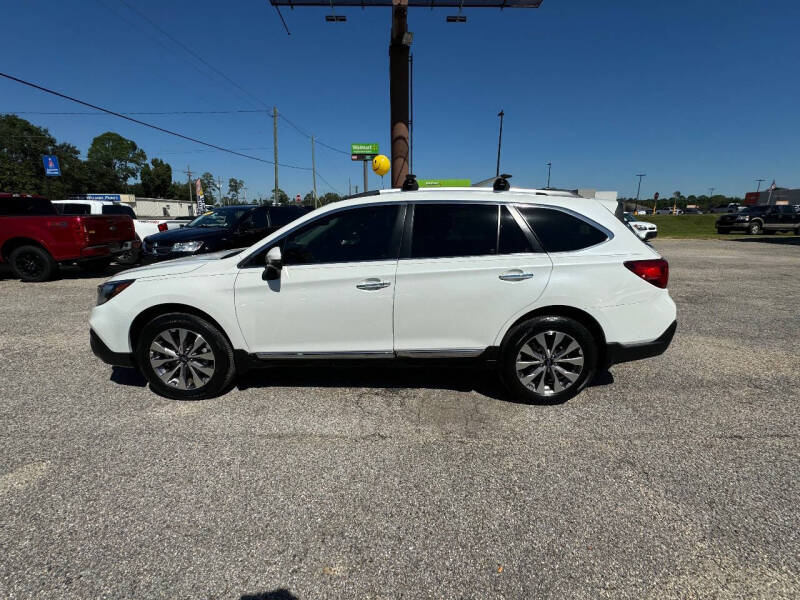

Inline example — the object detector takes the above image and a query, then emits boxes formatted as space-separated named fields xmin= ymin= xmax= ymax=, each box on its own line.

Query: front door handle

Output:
xmin=356 ymin=278 xmax=391 ymax=291
xmin=499 ymin=270 xmax=534 ymax=281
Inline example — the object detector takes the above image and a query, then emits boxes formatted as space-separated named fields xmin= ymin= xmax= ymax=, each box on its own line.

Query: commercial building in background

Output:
xmin=68 ymin=194 xmax=196 ymax=218
xmin=744 ymin=187 xmax=800 ymax=206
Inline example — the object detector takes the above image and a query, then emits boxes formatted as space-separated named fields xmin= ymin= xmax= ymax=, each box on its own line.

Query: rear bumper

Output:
xmin=605 ymin=320 xmax=676 ymax=368
xmin=90 ymin=329 xmax=135 ymax=368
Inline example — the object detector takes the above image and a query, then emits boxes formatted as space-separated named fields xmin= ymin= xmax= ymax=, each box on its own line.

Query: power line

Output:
xmin=314 ymin=170 xmax=342 ymax=195
xmin=278 ymin=112 xmax=349 ymax=155
xmin=0 ymin=71 xmax=311 ymax=170
xmin=7 ymin=109 xmax=270 ymax=115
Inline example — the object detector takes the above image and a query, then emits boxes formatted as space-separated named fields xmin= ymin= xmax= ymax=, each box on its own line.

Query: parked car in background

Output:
xmin=141 ymin=204 xmax=312 ymax=262
xmin=716 ymin=204 xmax=800 ymax=235
xmin=53 ymin=199 xmax=186 ymax=264
xmin=0 ymin=193 xmax=136 ymax=281
xmin=91 ymin=183 xmax=676 ymax=404
xmin=622 ymin=212 xmax=658 ymax=240
xmin=683 ymin=207 xmax=703 ymax=214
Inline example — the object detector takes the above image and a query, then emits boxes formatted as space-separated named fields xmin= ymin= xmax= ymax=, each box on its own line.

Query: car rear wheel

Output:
xmin=9 ymin=245 xmax=58 ymax=282
xmin=116 ymin=247 xmax=140 ymax=265
xmin=499 ymin=316 xmax=598 ymax=404
xmin=747 ymin=221 xmax=762 ymax=235
xmin=136 ymin=313 xmax=236 ymax=400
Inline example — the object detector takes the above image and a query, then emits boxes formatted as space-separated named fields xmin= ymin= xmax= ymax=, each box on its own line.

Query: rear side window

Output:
xmin=0 ymin=197 xmax=56 ymax=216
xmin=242 ymin=208 xmax=268 ymax=229
xmin=102 ymin=204 xmax=136 ymax=218
xmin=518 ymin=207 xmax=608 ymax=252
xmin=499 ymin=206 xmax=534 ymax=254
xmin=411 ymin=204 xmax=498 ymax=258
xmin=57 ymin=203 xmax=91 ymax=215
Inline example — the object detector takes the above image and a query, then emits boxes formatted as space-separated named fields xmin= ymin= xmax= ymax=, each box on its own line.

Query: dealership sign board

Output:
xmin=42 ymin=155 xmax=61 ymax=176
xmin=351 ymin=143 xmax=379 ymax=161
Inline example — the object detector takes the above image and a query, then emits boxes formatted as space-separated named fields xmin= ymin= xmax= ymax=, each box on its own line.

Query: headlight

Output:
xmin=97 ymin=279 xmax=135 ymax=306
xmin=172 ymin=240 xmax=204 ymax=252
xmin=735 ymin=215 xmax=750 ymax=221
xmin=632 ymin=223 xmax=647 ymax=230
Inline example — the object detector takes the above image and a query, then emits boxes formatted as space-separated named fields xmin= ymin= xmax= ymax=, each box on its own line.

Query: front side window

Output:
xmin=411 ymin=204 xmax=498 ymax=259
xmin=281 ymin=205 xmax=400 ymax=265
xmin=186 ymin=207 xmax=249 ymax=228
xmin=518 ymin=207 xmax=608 ymax=253
xmin=241 ymin=208 xmax=268 ymax=230
xmin=0 ymin=197 xmax=56 ymax=216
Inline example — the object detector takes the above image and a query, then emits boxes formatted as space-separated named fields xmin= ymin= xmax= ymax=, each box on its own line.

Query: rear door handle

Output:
xmin=499 ymin=270 xmax=534 ymax=281
xmin=356 ymin=278 xmax=391 ymax=291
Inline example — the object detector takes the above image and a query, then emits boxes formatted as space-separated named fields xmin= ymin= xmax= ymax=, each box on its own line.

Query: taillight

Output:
xmin=158 ymin=223 xmax=168 ymax=232
xmin=624 ymin=259 xmax=669 ymax=289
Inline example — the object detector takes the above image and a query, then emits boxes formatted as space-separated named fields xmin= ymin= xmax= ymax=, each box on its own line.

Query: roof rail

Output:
xmin=342 ymin=190 xmax=381 ymax=201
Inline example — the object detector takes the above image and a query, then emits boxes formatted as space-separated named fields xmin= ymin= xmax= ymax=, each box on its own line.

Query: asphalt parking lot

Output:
xmin=1 ymin=238 xmax=798 ymax=599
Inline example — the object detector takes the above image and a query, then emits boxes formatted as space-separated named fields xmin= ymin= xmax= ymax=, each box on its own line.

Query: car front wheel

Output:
xmin=748 ymin=221 xmax=762 ymax=235
xmin=499 ymin=316 xmax=598 ymax=404
xmin=136 ymin=313 xmax=236 ymax=400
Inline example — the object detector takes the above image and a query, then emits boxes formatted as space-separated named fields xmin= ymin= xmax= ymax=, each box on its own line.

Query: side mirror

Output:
xmin=264 ymin=246 xmax=282 ymax=281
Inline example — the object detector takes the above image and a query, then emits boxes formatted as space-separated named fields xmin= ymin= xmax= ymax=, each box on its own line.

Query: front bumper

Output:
xmin=604 ymin=320 xmax=677 ymax=368
xmin=90 ymin=329 xmax=135 ymax=368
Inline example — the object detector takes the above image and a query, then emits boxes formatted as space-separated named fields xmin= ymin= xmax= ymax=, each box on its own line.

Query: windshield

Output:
xmin=623 ymin=212 xmax=638 ymax=222
xmin=186 ymin=207 xmax=250 ymax=228
xmin=740 ymin=206 xmax=765 ymax=214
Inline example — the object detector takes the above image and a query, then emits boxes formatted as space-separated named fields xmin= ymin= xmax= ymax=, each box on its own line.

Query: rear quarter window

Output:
xmin=518 ymin=207 xmax=608 ymax=252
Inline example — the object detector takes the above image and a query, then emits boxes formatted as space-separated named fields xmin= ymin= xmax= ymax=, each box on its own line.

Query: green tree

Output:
xmin=318 ymin=192 xmax=341 ymax=206
xmin=303 ymin=191 xmax=316 ymax=205
xmin=168 ymin=181 xmax=191 ymax=201
xmin=199 ymin=172 xmax=218 ymax=205
xmin=140 ymin=158 xmax=172 ymax=197
xmin=269 ymin=187 xmax=289 ymax=205
xmin=86 ymin=132 xmax=146 ymax=192
xmin=228 ymin=178 xmax=245 ymax=202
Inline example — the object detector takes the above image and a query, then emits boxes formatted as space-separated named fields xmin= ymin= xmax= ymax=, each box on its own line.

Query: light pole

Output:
xmin=635 ymin=173 xmax=646 ymax=212
xmin=495 ymin=110 xmax=504 ymax=177
xmin=755 ymin=178 xmax=765 ymax=193
xmin=546 ymin=162 xmax=551 ymax=189
xmin=708 ymin=187 xmax=715 ymax=200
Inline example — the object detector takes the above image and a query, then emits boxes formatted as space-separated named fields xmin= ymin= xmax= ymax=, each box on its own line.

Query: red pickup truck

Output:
xmin=0 ymin=193 xmax=137 ymax=282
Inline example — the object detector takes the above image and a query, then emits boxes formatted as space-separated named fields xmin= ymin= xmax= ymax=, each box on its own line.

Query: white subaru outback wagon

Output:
xmin=90 ymin=179 xmax=677 ymax=404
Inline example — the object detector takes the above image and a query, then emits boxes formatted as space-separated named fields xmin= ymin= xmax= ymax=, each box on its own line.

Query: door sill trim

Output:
xmin=255 ymin=350 xmax=394 ymax=360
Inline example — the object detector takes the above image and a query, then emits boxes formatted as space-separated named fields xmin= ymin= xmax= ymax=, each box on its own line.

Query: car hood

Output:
xmin=110 ymin=248 xmax=244 ymax=281
xmin=143 ymin=226 xmax=229 ymax=244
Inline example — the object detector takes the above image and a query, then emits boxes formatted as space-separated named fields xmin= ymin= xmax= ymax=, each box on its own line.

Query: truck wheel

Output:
xmin=79 ymin=258 xmax=112 ymax=272
xmin=9 ymin=245 xmax=58 ymax=282
xmin=498 ymin=316 xmax=598 ymax=405
xmin=747 ymin=221 xmax=762 ymax=235
xmin=135 ymin=313 xmax=237 ymax=400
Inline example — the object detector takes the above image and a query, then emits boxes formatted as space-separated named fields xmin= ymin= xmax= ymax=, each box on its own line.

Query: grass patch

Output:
xmin=637 ymin=214 xmax=723 ymax=238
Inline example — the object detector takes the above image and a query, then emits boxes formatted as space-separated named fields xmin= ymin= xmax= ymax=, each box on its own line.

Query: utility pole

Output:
xmin=363 ymin=160 xmax=369 ymax=194
xmin=755 ymin=178 xmax=765 ymax=193
xmin=348 ymin=177 xmax=352 ymax=196
xmin=242 ymin=186 xmax=248 ymax=203
xmin=635 ymin=173 xmax=646 ymax=213
xmin=496 ymin=110 xmax=504 ymax=177
xmin=184 ymin=166 xmax=194 ymax=207
xmin=216 ymin=176 xmax=224 ymax=206
xmin=273 ymin=106 xmax=279 ymax=204
xmin=355 ymin=185 xmax=359 ymax=195
xmin=546 ymin=161 xmax=551 ymax=189
xmin=708 ymin=187 xmax=715 ymax=201
xmin=389 ymin=0 xmax=410 ymax=188
xmin=311 ymin=135 xmax=318 ymax=208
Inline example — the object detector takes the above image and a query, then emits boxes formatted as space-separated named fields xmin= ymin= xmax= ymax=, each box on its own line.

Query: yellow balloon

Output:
xmin=372 ymin=154 xmax=390 ymax=176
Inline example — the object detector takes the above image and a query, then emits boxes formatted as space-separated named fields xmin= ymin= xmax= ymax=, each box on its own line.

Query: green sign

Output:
xmin=350 ymin=143 xmax=379 ymax=161
xmin=418 ymin=178 xmax=472 ymax=188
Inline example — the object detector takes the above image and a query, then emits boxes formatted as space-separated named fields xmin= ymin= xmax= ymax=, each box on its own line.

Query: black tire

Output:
xmin=79 ymin=257 xmax=112 ymax=272
xmin=9 ymin=244 xmax=58 ymax=282
xmin=135 ymin=313 xmax=236 ymax=400
xmin=747 ymin=221 xmax=762 ymax=235
xmin=498 ymin=316 xmax=598 ymax=405
xmin=115 ymin=247 xmax=140 ymax=265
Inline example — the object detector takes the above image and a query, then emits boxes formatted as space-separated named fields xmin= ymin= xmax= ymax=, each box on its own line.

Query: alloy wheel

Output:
xmin=515 ymin=330 xmax=585 ymax=396
xmin=149 ymin=328 xmax=216 ymax=390
xmin=15 ymin=252 xmax=44 ymax=277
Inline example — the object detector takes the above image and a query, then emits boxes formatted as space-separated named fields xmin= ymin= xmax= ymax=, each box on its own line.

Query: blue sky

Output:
xmin=2 ymin=0 xmax=799 ymax=198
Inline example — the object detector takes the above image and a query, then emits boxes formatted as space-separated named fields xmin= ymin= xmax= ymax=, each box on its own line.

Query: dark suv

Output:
xmin=142 ymin=204 xmax=312 ymax=261
xmin=716 ymin=205 xmax=800 ymax=235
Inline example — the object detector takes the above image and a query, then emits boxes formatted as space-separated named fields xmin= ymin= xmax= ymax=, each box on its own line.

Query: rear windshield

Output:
xmin=0 ymin=197 xmax=56 ymax=216
xmin=102 ymin=204 xmax=136 ymax=218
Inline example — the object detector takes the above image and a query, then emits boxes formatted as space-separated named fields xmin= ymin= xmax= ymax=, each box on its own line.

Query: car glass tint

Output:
xmin=102 ymin=204 xmax=136 ymax=218
xmin=59 ymin=203 xmax=91 ymax=215
xmin=411 ymin=204 xmax=498 ymax=258
xmin=518 ymin=207 xmax=608 ymax=252
xmin=282 ymin=205 xmax=399 ymax=265
xmin=269 ymin=206 xmax=308 ymax=228
xmin=0 ymin=197 xmax=56 ymax=216
xmin=187 ymin=208 xmax=248 ymax=228
xmin=499 ymin=206 xmax=534 ymax=254
xmin=243 ymin=209 xmax=268 ymax=229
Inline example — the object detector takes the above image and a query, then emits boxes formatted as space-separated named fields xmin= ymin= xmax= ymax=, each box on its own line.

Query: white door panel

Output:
xmin=234 ymin=261 xmax=396 ymax=353
xmin=394 ymin=253 xmax=552 ymax=351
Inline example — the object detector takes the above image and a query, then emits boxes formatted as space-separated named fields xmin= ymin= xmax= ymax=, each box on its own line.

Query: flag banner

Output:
xmin=195 ymin=178 xmax=206 ymax=213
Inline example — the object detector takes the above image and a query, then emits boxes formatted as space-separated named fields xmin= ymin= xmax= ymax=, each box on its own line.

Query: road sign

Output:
xmin=295 ymin=194 xmax=302 ymax=203
xmin=42 ymin=155 xmax=61 ymax=177
xmin=654 ymin=192 xmax=660 ymax=200
xmin=418 ymin=178 xmax=471 ymax=187
xmin=351 ymin=143 xmax=379 ymax=161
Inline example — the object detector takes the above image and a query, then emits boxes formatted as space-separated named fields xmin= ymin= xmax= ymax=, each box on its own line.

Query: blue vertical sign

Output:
xmin=43 ymin=155 xmax=61 ymax=176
